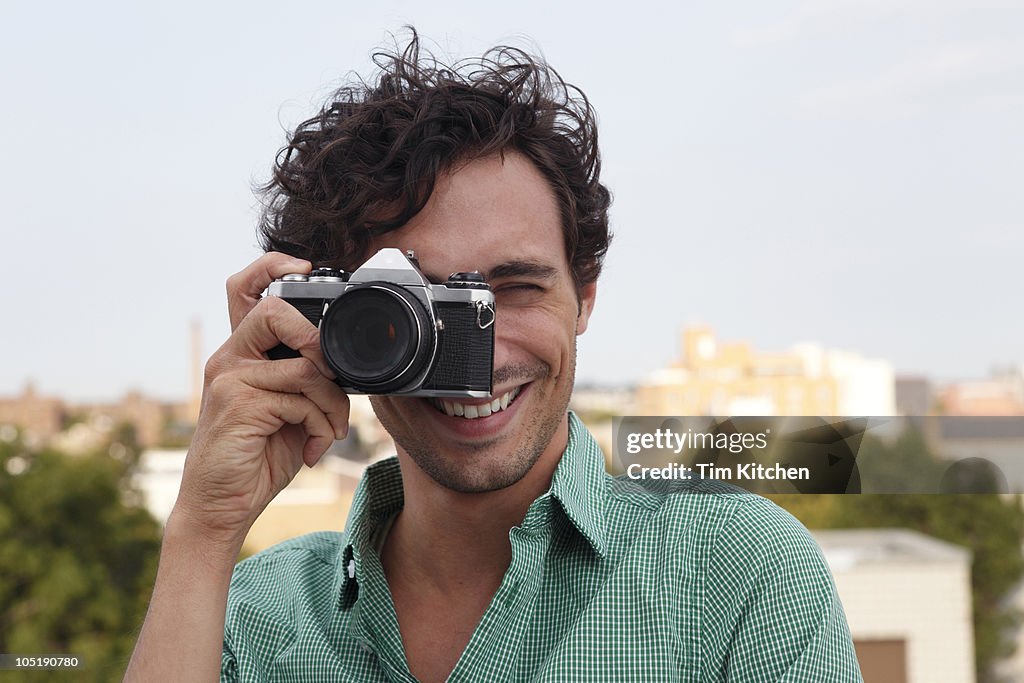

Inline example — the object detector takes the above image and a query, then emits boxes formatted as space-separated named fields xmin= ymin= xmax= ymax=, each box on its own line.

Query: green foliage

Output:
xmin=0 ymin=435 xmax=161 ymax=682
xmin=773 ymin=429 xmax=1024 ymax=683
xmin=852 ymin=428 xmax=946 ymax=493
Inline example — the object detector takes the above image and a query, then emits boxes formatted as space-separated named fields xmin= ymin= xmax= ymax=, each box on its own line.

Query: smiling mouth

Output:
xmin=428 ymin=386 xmax=524 ymax=419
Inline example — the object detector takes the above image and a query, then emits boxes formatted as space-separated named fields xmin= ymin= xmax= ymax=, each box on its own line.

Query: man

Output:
xmin=127 ymin=34 xmax=862 ymax=682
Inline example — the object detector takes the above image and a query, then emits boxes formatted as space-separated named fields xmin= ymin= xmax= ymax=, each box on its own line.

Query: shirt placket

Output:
xmin=444 ymin=495 xmax=555 ymax=682
xmin=345 ymin=544 xmax=420 ymax=683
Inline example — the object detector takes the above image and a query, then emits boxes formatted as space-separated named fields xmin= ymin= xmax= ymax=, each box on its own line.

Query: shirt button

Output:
xmin=348 ymin=559 xmax=356 ymax=579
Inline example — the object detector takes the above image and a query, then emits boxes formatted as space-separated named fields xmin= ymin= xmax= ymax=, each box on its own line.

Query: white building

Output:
xmin=815 ymin=528 xmax=974 ymax=683
xmin=130 ymin=396 xmax=393 ymax=551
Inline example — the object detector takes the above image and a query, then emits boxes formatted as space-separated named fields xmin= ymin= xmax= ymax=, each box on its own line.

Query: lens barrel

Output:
xmin=320 ymin=283 xmax=435 ymax=393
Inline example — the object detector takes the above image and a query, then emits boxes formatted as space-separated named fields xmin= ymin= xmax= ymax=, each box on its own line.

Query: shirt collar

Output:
xmin=336 ymin=411 xmax=609 ymax=601
xmin=549 ymin=412 xmax=608 ymax=558
xmin=334 ymin=457 xmax=404 ymax=607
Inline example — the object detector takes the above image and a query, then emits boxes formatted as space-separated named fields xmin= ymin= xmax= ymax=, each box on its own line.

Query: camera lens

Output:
xmin=320 ymin=284 xmax=435 ymax=392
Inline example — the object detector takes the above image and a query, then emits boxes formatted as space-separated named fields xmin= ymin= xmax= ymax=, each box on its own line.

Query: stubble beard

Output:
xmin=372 ymin=347 xmax=577 ymax=494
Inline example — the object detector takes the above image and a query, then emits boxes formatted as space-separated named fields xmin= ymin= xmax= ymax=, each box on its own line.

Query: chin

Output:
xmin=371 ymin=377 xmax=571 ymax=494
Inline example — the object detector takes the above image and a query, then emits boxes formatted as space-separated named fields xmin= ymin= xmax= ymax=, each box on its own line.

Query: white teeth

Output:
xmin=431 ymin=385 xmax=524 ymax=419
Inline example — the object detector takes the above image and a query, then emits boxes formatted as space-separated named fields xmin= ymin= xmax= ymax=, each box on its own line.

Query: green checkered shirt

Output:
xmin=221 ymin=413 xmax=862 ymax=682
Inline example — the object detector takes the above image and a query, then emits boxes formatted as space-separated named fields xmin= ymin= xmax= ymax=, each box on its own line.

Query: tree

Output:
xmin=0 ymin=433 xmax=161 ymax=682
xmin=852 ymin=427 xmax=946 ymax=493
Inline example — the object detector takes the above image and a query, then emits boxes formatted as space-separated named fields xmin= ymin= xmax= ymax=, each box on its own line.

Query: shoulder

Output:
xmin=608 ymin=475 xmax=818 ymax=561
xmin=667 ymin=481 xmax=831 ymax=594
xmin=675 ymin=482 xmax=824 ymax=571
xmin=694 ymin=488 xmax=831 ymax=595
xmin=222 ymin=532 xmax=347 ymax=678
xmin=229 ymin=530 xmax=344 ymax=596
xmin=606 ymin=475 xmax=836 ymax=610
xmin=225 ymin=531 xmax=345 ymax=639
xmin=643 ymin=487 xmax=858 ymax=679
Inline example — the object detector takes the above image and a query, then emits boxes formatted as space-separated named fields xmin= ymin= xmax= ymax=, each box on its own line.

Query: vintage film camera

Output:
xmin=267 ymin=248 xmax=495 ymax=398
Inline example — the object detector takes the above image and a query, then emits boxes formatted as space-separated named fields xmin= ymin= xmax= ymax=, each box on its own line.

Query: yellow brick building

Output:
xmin=635 ymin=326 xmax=894 ymax=417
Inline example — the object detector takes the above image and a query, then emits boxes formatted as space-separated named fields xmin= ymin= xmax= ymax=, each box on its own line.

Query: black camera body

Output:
xmin=267 ymin=248 xmax=495 ymax=398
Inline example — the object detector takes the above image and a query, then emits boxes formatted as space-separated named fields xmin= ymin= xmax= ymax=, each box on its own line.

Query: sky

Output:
xmin=2 ymin=0 xmax=1022 ymax=401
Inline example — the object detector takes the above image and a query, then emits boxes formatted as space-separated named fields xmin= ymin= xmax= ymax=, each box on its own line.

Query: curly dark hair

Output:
xmin=257 ymin=31 xmax=611 ymax=294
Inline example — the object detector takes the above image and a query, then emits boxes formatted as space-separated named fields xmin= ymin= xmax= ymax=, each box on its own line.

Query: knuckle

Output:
xmin=260 ymin=295 xmax=288 ymax=319
xmin=240 ymin=296 xmax=276 ymax=329
xmin=295 ymin=358 xmax=320 ymax=382
xmin=225 ymin=272 xmax=243 ymax=295
xmin=206 ymin=367 xmax=250 ymax=400
xmin=301 ymin=323 xmax=320 ymax=346
xmin=203 ymin=352 xmax=227 ymax=385
xmin=268 ymin=389 xmax=292 ymax=414
xmin=206 ymin=372 xmax=231 ymax=402
xmin=203 ymin=359 xmax=218 ymax=385
xmin=263 ymin=294 xmax=285 ymax=310
xmin=328 ymin=384 xmax=350 ymax=407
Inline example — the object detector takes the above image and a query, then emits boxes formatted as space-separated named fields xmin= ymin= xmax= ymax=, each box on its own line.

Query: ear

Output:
xmin=576 ymin=282 xmax=597 ymax=336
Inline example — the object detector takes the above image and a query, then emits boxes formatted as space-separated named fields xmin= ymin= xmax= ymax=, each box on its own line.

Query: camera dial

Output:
xmin=309 ymin=268 xmax=348 ymax=283
xmin=446 ymin=271 xmax=488 ymax=289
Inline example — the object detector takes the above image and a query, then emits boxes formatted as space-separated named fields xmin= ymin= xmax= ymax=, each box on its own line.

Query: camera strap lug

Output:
xmin=475 ymin=300 xmax=495 ymax=329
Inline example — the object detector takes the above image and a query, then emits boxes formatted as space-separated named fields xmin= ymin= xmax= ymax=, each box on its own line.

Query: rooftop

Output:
xmin=812 ymin=528 xmax=970 ymax=571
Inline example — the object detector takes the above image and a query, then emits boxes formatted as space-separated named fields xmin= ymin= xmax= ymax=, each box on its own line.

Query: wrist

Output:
xmin=164 ymin=505 xmax=249 ymax=568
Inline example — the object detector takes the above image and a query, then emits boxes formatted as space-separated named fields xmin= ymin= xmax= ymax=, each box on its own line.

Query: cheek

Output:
xmin=369 ymin=395 xmax=417 ymax=427
xmin=495 ymin=307 xmax=578 ymax=366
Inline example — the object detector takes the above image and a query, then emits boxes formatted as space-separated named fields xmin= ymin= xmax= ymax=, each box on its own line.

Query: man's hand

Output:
xmin=125 ymin=252 xmax=350 ymax=682
xmin=174 ymin=252 xmax=351 ymax=550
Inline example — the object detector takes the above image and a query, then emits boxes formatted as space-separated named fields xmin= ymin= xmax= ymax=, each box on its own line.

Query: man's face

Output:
xmin=367 ymin=151 xmax=596 ymax=493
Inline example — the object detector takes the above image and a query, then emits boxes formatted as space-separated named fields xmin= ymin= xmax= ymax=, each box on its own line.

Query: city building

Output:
xmin=937 ymin=367 xmax=1024 ymax=416
xmin=131 ymin=446 xmax=364 ymax=551
xmin=0 ymin=383 xmax=66 ymax=445
xmin=569 ymin=384 xmax=636 ymax=417
xmin=0 ymin=384 xmax=193 ymax=451
xmin=894 ymin=376 xmax=932 ymax=416
xmin=131 ymin=395 xmax=396 ymax=553
xmin=635 ymin=326 xmax=896 ymax=417
xmin=816 ymin=528 xmax=975 ymax=683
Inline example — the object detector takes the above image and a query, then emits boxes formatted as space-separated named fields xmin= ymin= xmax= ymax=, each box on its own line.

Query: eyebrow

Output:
xmin=487 ymin=260 xmax=560 ymax=282
xmin=425 ymin=260 xmax=560 ymax=284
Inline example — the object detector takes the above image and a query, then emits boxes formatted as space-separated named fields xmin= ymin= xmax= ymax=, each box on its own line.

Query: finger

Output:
xmin=261 ymin=393 xmax=336 ymax=468
xmin=227 ymin=296 xmax=335 ymax=379
xmin=227 ymin=252 xmax=311 ymax=331
xmin=236 ymin=357 xmax=350 ymax=439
